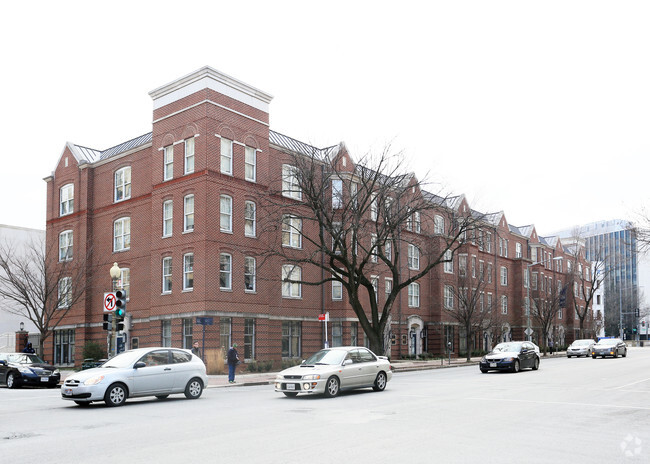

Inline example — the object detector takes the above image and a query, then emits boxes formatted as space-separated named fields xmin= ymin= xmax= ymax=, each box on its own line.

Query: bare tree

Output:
xmin=443 ymin=260 xmax=501 ymax=361
xmin=530 ymin=280 xmax=564 ymax=355
xmin=258 ymin=144 xmax=483 ymax=356
xmin=0 ymin=236 xmax=90 ymax=357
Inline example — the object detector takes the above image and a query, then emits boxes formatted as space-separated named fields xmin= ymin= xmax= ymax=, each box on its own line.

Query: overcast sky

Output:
xmin=2 ymin=0 xmax=649 ymax=237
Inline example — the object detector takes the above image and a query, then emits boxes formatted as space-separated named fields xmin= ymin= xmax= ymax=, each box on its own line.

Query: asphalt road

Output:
xmin=2 ymin=348 xmax=649 ymax=463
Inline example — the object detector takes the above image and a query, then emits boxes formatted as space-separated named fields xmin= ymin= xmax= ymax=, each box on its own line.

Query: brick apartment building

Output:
xmin=44 ymin=66 xmax=593 ymax=367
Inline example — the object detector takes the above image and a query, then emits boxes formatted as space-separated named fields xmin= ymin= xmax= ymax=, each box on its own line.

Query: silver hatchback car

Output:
xmin=62 ymin=347 xmax=208 ymax=407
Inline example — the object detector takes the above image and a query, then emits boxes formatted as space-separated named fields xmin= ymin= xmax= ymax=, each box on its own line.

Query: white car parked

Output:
xmin=275 ymin=346 xmax=393 ymax=398
xmin=62 ymin=347 xmax=208 ymax=407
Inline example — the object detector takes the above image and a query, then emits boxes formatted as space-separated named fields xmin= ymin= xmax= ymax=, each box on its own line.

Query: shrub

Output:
xmin=205 ymin=348 xmax=226 ymax=375
xmin=82 ymin=342 xmax=106 ymax=361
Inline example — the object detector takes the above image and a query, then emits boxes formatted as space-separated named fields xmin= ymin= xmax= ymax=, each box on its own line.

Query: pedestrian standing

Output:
xmin=23 ymin=342 xmax=35 ymax=354
xmin=227 ymin=343 xmax=240 ymax=383
xmin=549 ymin=338 xmax=554 ymax=355
xmin=191 ymin=341 xmax=201 ymax=357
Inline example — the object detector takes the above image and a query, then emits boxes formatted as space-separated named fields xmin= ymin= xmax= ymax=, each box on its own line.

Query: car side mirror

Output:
xmin=134 ymin=362 xmax=146 ymax=369
xmin=0 ymin=360 xmax=6 ymax=366
xmin=343 ymin=359 xmax=353 ymax=366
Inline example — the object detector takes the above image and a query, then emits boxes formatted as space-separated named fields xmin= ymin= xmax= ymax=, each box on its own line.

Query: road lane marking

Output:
xmin=613 ymin=377 xmax=650 ymax=390
xmin=467 ymin=397 xmax=650 ymax=411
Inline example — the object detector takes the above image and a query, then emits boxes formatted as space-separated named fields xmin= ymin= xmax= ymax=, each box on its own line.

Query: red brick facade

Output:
xmin=44 ymin=67 xmax=593 ymax=367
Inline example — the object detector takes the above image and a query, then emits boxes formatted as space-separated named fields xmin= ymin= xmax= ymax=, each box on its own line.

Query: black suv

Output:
xmin=0 ymin=353 xmax=61 ymax=388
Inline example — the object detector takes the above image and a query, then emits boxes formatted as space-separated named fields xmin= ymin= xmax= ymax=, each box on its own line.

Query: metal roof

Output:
xmin=269 ymin=130 xmax=338 ymax=159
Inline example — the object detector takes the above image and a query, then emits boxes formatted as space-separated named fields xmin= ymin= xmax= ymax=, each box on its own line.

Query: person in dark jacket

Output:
xmin=23 ymin=342 xmax=35 ymax=354
xmin=191 ymin=341 xmax=201 ymax=357
xmin=227 ymin=343 xmax=240 ymax=383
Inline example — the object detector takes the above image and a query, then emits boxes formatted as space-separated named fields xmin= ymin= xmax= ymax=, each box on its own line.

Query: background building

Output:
xmin=44 ymin=67 xmax=594 ymax=367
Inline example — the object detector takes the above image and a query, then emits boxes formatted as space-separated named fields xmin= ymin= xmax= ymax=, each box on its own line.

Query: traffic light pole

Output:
xmin=111 ymin=280 xmax=117 ymax=358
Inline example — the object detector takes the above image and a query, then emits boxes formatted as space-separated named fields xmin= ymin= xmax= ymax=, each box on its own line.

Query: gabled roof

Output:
xmin=269 ymin=130 xmax=339 ymax=159
xmin=65 ymin=132 xmax=153 ymax=166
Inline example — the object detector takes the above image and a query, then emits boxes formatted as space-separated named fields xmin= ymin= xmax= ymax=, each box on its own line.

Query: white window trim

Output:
xmin=184 ymin=137 xmax=195 ymax=175
xmin=220 ymin=195 xmax=233 ymax=233
xmin=184 ymin=195 xmax=195 ymax=233
xmin=183 ymin=253 xmax=194 ymax=291
xmin=163 ymin=200 xmax=173 ymax=238
xmin=162 ymin=257 xmax=172 ymax=294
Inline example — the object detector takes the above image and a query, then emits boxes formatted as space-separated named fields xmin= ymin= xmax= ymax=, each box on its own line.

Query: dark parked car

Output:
xmin=480 ymin=341 xmax=540 ymax=373
xmin=591 ymin=338 xmax=627 ymax=358
xmin=0 ymin=353 xmax=61 ymax=388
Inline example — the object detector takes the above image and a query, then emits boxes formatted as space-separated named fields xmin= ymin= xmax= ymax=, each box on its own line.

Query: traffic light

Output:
xmin=635 ymin=308 xmax=640 ymax=318
xmin=115 ymin=290 xmax=127 ymax=331
xmin=103 ymin=313 xmax=112 ymax=330
xmin=633 ymin=327 xmax=637 ymax=334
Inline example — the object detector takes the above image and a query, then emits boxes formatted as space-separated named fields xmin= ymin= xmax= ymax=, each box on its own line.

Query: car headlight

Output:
xmin=503 ymin=357 xmax=515 ymax=362
xmin=83 ymin=375 xmax=105 ymax=386
xmin=480 ymin=357 xmax=487 ymax=363
xmin=53 ymin=369 xmax=60 ymax=375
xmin=18 ymin=367 xmax=33 ymax=374
xmin=302 ymin=374 xmax=321 ymax=380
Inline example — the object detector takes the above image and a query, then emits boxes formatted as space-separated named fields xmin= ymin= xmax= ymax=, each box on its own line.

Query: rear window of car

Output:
xmin=171 ymin=350 xmax=192 ymax=364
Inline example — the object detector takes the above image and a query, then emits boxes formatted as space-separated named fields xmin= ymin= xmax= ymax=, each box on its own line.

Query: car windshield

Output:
xmin=7 ymin=354 xmax=46 ymax=364
xmin=572 ymin=340 xmax=592 ymax=346
xmin=303 ymin=349 xmax=347 ymax=365
xmin=493 ymin=343 xmax=522 ymax=353
xmin=596 ymin=339 xmax=618 ymax=346
xmin=102 ymin=350 xmax=147 ymax=368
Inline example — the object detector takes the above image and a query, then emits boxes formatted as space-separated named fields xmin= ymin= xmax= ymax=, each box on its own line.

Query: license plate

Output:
xmin=40 ymin=377 xmax=49 ymax=382
xmin=64 ymin=388 xmax=73 ymax=395
xmin=286 ymin=383 xmax=296 ymax=390
xmin=490 ymin=363 xmax=497 ymax=368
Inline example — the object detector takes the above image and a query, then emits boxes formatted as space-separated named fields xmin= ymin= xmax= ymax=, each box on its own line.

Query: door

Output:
xmin=340 ymin=349 xmax=365 ymax=388
xmin=357 ymin=348 xmax=380 ymax=386
xmin=132 ymin=350 xmax=175 ymax=395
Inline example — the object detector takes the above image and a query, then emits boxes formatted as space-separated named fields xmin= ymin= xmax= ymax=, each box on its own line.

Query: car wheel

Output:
xmin=6 ymin=372 xmax=20 ymax=389
xmin=480 ymin=368 xmax=488 ymax=374
xmin=567 ymin=355 xmax=572 ymax=358
xmin=614 ymin=351 xmax=618 ymax=358
xmin=622 ymin=349 xmax=627 ymax=358
xmin=511 ymin=360 xmax=520 ymax=373
xmin=283 ymin=392 xmax=298 ymax=398
xmin=372 ymin=372 xmax=387 ymax=392
xmin=155 ymin=395 xmax=169 ymax=400
xmin=74 ymin=401 xmax=91 ymax=407
xmin=184 ymin=378 xmax=203 ymax=399
xmin=104 ymin=383 xmax=127 ymax=407
xmin=532 ymin=358 xmax=540 ymax=371
xmin=324 ymin=376 xmax=340 ymax=398
xmin=592 ymin=355 xmax=596 ymax=359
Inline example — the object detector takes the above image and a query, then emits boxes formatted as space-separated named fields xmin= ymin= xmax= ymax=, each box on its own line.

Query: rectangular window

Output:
xmin=58 ymin=277 xmax=72 ymax=308
xmin=371 ymin=235 xmax=378 ymax=263
xmin=114 ymin=167 xmax=131 ymax=202
xmin=413 ymin=211 xmax=421 ymax=233
xmin=408 ymin=282 xmax=420 ymax=307
xmin=163 ymin=200 xmax=173 ymax=237
xmin=351 ymin=322 xmax=358 ymax=346
xmin=385 ymin=239 xmax=392 ymax=261
xmin=182 ymin=318 xmax=193 ymax=349
xmin=113 ymin=217 xmax=131 ymax=251
xmin=220 ymin=254 xmax=232 ymax=290
xmin=162 ymin=257 xmax=172 ymax=293
xmin=53 ymin=329 xmax=75 ymax=365
xmin=221 ymin=138 xmax=233 ymax=175
xmin=471 ymin=256 xmax=477 ymax=278
xmin=408 ymin=244 xmax=420 ymax=270
xmin=162 ymin=320 xmax=171 ymax=347
xmin=244 ymin=256 xmax=256 ymax=292
xmin=487 ymin=263 xmax=493 ymax=283
xmin=500 ymin=266 xmax=508 ymax=286
xmin=60 ymin=184 xmax=74 ymax=216
xmin=282 ymin=321 xmax=301 ymax=358
xmin=59 ymin=230 xmax=73 ymax=261
xmin=220 ymin=195 xmax=232 ymax=232
xmin=244 ymin=318 xmax=255 ymax=360
xmin=244 ymin=201 xmax=256 ymax=237
xmin=164 ymin=145 xmax=174 ymax=181
xmin=444 ymin=285 xmax=454 ymax=309
xmin=501 ymin=295 xmax=508 ymax=314
xmin=185 ymin=137 xmax=195 ymax=174
xmin=184 ymin=195 xmax=194 ymax=232
xmin=332 ymin=179 xmax=343 ymax=209
xmin=487 ymin=293 xmax=493 ymax=311
xmin=370 ymin=193 xmax=378 ymax=221
xmin=444 ymin=250 xmax=453 ymax=273
xmin=434 ymin=215 xmax=444 ymax=234
xmin=245 ymin=146 xmax=256 ymax=182
xmin=332 ymin=275 xmax=343 ymax=300
xmin=332 ymin=321 xmax=343 ymax=347
xmin=282 ymin=164 xmax=301 ymax=200
xmin=220 ymin=317 xmax=232 ymax=349
xmin=459 ymin=255 xmax=467 ymax=277
xmin=516 ymin=242 xmax=522 ymax=259
xmin=532 ymin=273 xmax=538 ymax=290
xmin=282 ymin=215 xmax=302 ymax=248
xmin=119 ymin=268 xmax=130 ymax=300
xmin=282 ymin=265 xmax=301 ymax=298
xmin=385 ymin=278 xmax=393 ymax=300
xmin=183 ymin=253 xmax=194 ymax=291
xmin=371 ymin=276 xmax=379 ymax=302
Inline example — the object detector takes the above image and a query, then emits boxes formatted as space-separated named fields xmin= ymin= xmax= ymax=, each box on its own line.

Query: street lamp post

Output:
xmin=109 ymin=262 xmax=121 ymax=358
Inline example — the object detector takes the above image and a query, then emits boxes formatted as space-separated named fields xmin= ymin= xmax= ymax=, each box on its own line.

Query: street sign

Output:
xmin=318 ymin=314 xmax=326 ymax=321
xmin=525 ymin=328 xmax=533 ymax=336
xmin=196 ymin=317 xmax=214 ymax=325
xmin=104 ymin=292 xmax=117 ymax=313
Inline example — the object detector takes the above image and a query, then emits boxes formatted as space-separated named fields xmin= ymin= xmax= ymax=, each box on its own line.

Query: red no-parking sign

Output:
xmin=104 ymin=292 xmax=117 ymax=313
